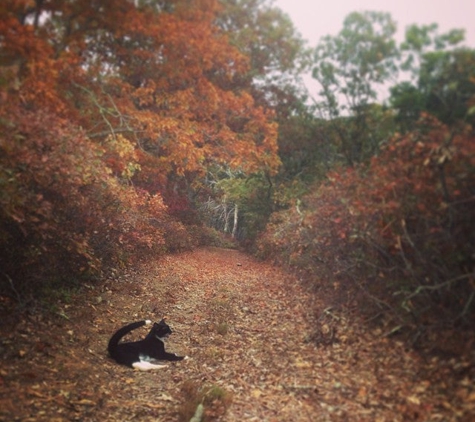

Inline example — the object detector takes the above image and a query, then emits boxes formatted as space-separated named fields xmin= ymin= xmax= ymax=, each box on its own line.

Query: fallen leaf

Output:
xmin=158 ymin=393 xmax=175 ymax=402
xmin=407 ymin=395 xmax=421 ymax=405
xmin=72 ymin=399 xmax=96 ymax=406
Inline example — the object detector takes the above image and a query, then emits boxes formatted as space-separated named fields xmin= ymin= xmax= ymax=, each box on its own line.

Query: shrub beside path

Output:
xmin=1 ymin=247 xmax=473 ymax=421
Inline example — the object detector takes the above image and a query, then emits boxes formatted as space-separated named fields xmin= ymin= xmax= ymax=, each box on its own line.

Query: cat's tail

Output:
xmin=108 ymin=320 xmax=151 ymax=356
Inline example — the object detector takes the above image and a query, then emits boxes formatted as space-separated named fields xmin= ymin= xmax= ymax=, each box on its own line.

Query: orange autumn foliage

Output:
xmin=0 ymin=0 xmax=280 ymax=299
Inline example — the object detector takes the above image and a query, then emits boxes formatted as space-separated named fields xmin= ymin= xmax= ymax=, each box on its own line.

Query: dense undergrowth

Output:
xmin=258 ymin=115 xmax=475 ymax=338
xmin=0 ymin=105 xmax=235 ymax=304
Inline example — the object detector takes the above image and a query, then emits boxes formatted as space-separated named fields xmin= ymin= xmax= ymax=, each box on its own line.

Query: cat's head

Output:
xmin=150 ymin=319 xmax=172 ymax=340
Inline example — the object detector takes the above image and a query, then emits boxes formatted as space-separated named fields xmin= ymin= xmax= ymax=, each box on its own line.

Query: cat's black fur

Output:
xmin=108 ymin=319 xmax=186 ymax=371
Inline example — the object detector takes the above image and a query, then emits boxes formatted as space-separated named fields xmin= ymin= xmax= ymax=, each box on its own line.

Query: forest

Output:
xmin=1 ymin=0 xmax=474 ymax=344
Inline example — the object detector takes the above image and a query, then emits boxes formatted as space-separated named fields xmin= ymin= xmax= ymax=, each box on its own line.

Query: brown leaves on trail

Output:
xmin=1 ymin=247 xmax=474 ymax=421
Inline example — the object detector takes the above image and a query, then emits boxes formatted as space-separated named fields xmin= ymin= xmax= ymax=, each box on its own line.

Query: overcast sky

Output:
xmin=273 ymin=0 xmax=475 ymax=47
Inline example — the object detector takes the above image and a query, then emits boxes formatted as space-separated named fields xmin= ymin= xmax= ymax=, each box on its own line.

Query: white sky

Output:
xmin=273 ymin=0 xmax=475 ymax=47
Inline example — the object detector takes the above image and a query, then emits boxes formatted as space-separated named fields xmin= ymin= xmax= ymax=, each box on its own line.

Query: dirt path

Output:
xmin=0 ymin=247 xmax=474 ymax=421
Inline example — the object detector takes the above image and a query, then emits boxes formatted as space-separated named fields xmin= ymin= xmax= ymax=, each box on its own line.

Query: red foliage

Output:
xmin=0 ymin=107 xmax=176 ymax=295
xmin=258 ymin=116 xmax=475 ymax=324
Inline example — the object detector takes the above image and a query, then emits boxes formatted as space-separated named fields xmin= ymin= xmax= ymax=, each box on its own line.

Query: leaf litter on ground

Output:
xmin=0 ymin=247 xmax=474 ymax=421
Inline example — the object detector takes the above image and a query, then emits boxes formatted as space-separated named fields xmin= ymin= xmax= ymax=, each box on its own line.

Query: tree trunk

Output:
xmin=232 ymin=204 xmax=238 ymax=238
xmin=223 ymin=200 xmax=229 ymax=233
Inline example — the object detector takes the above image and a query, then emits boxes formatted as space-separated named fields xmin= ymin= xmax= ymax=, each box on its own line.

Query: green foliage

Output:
xmin=197 ymin=168 xmax=275 ymax=243
xmin=217 ymin=0 xmax=309 ymax=82
xmin=390 ymin=24 xmax=475 ymax=131
xmin=312 ymin=11 xmax=399 ymax=164
xmin=277 ymin=112 xmax=338 ymax=182
xmin=389 ymin=82 xmax=426 ymax=131
xmin=399 ymin=23 xmax=465 ymax=75
xmin=313 ymin=11 xmax=398 ymax=116
xmin=229 ymin=173 xmax=275 ymax=240
xmin=421 ymin=49 xmax=475 ymax=124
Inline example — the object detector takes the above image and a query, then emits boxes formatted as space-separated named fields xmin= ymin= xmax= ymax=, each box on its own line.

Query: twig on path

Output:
xmin=283 ymin=384 xmax=319 ymax=392
xmin=2 ymin=271 xmax=22 ymax=303
xmin=320 ymin=307 xmax=341 ymax=321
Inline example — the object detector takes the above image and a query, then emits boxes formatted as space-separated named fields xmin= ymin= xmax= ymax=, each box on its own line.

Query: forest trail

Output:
xmin=0 ymin=247 xmax=473 ymax=421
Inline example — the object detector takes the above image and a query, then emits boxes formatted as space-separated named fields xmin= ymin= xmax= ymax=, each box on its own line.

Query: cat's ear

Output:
xmin=159 ymin=317 xmax=167 ymax=324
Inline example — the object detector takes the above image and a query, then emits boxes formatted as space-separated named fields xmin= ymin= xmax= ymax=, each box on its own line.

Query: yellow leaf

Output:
xmin=74 ymin=399 xmax=95 ymax=406
xmin=407 ymin=395 xmax=421 ymax=405
xmin=251 ymin=389 xmax=262 ymax=398
xmin=294 ymin=358 xmax=312 ymax=369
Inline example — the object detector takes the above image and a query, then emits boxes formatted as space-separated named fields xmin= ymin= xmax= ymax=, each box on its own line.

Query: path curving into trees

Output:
xmin=0 ymin=247 xmax=473 ymax=421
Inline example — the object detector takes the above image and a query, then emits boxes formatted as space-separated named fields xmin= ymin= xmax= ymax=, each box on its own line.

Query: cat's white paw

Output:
xmin=184 ymin=355 xmax=190 ymax=360
xmin=133 ymin=361 xmax=167 ymax=371
xmin=145 ymin=320 xmax=152 ymax=325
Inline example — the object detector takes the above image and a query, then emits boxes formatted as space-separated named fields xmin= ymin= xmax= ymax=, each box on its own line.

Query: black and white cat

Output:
xmin=108 ymin=319 xmax=187 ymax=371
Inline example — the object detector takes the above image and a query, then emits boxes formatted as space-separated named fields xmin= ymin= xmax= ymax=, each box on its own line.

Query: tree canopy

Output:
xmin=0 ymin=0 xmax=286 ymax=296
